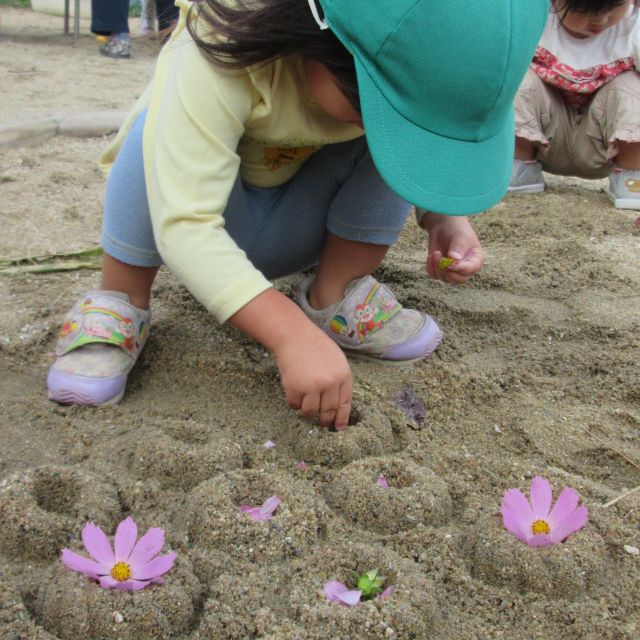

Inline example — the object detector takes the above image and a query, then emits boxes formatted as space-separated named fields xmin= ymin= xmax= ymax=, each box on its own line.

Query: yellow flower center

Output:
xmin=111 ymin=561 xmax=132 ymax=581
xmin=531 ymin=519 xmax=551 ymax=535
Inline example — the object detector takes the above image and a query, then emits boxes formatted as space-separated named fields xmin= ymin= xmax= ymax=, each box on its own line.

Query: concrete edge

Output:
xmin=0 ymin=111 xmax=127 ymax=149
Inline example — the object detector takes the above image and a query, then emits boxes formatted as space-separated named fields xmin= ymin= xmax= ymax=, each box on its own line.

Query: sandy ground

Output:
xmin=1 ymin=6 xmax=640 ymax=640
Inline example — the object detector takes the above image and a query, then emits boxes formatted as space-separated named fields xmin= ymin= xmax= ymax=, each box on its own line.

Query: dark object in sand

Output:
xmin=391 ymin=384 xmax=426 ymax=428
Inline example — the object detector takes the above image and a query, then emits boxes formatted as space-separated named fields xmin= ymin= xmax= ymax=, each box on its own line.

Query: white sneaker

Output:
xmin=608 ymin=169 xmax=640 ymax=210
xmin=507 ymin=159 xmax=545 ymax=193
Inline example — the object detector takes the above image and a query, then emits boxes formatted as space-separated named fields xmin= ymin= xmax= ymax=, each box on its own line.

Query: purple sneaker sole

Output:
xmin=46 ymin=368 xmax=126 ymax=406
xmin=345 ymin=316 xmax=443 ymax=365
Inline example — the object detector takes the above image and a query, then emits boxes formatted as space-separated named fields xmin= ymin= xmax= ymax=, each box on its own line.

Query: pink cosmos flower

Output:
xmin=297 ymin=461 xmax=309 ymax=471
xmin=324 ymin=581 xmax=362 ymax=606
xmin=239 ymin=495 xmax=281 ymax=521
xmin=376 ymin=474 xmax=389 ymax=489
xmin=263 ymin=440 xmax=276 ymax=449
xmin=61 ymin=517 xmax=176 ymax=590
xmin=501 ymin=476 xmax=588 ymax=547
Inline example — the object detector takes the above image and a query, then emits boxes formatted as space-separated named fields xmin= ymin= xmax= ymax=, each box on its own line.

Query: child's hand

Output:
xmin=275 ymin=324 xmax=353 ymax=430
xmin=229 ymin=289 xmax=352 ymax=430
xmin=420 ymin=211 xmax=484 ymax=283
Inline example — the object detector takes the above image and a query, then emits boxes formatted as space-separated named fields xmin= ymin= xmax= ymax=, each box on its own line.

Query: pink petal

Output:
xmin=502 ymin=488 xmax=534 ymax=521
xmin=127 ymin=527 xmax=165 ymax=569
xmin=549 ymin=506 xmax=588 ymax=543
xmin=376 ymin=586 xmax=394 ymax=600
xmin=114 ymin=517 xmax=138 ymax=562
xmin=548 ymin=487 xmax=580 ymax=526
xmin=324 ymin=581 xmax=362 ymax=606
xmin=240 ymin=495 xmax=281 ymax=521
xmin=376 ymin=474 xmax=389 ymax=489
xmin=99 ymin=575 xmax=151 ymax=590
xmin=81 ymin=523 xmax=115 ymax=567
xmin=501 ymin=504 xmax=531 ymax=543
xmin=264 ymin=440 xmax=276 ymax=449
xmin=529 ymin=477 xmax=553 ymax=518
xmin=527 ymin=533 xmax=555 ymax=547
xmin=60 ymin=548 xmax=107 ymax=578
xmin=297 ymin=461 xmax=309 ymax=471
xmin=131 ymin=552 xmax=176 ymax=581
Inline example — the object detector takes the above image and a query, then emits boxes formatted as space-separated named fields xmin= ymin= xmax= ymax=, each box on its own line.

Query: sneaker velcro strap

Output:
xmin=326 ymin=276 xmax=402 ymax=347
xmin=55 ymin=292 xmax=149 ymax=359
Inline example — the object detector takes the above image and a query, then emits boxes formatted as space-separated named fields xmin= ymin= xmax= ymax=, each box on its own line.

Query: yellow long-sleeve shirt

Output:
xmin=100 ymin=0 xmax=363 ymax=322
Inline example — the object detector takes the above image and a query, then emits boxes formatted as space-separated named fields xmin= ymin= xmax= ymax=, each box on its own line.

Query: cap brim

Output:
xmin=355 ymin=57 xmax=514 ymax=215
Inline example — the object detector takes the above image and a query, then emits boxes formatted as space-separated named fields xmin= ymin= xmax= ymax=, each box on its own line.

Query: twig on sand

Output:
xmin=575 ymin=424 xmax=640 ymax=471
xmin=0 ymin=247 xmax=103 ymax=274
xmin=603 ymin=485 xmax=640 ymax=508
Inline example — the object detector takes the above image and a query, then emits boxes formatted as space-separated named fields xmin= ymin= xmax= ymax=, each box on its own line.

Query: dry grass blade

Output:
xmin=0 ymin=247 xmax=102 ymax=274
xmin=603 ymin=485 xmax=640 ymax=508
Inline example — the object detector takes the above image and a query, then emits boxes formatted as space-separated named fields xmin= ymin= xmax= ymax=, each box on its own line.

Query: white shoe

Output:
xmin=608 ymin=169 xmax=640 ymax=210
xmin=507 ymin=159 xmax=545 ymax=193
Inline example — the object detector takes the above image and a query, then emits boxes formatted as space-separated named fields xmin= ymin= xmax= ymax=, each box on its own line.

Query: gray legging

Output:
xmin=102 ymin=110 xmax=413 ymax=280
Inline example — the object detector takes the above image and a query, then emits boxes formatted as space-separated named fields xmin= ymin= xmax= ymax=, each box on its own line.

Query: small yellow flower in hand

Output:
xmin=437 ymin=257 xmax=455 ymax=271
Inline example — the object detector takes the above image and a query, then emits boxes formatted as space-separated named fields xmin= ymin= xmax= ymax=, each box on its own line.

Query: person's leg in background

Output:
xmin=91 ymin=0 xmax=131 ymax=59
xmin=155 ymin=0 xmax=179 ymax=41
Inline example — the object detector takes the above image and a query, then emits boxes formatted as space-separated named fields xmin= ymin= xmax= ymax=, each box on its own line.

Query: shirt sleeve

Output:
xmin=143 ymin=32 xmax=272 ymax=323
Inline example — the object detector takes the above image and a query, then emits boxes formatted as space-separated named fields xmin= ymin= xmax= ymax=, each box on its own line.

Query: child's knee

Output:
xmin=592 ymin=72 xmax=640 ymax=145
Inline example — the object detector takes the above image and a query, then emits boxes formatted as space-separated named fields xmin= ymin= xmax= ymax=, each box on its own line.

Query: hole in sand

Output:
xmin=32 ymin=469 xmax=78 ymax=515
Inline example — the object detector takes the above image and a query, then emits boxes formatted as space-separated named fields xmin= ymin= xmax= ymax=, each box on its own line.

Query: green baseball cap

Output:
xmin=315 ymin=0 xmax=548 ymax=215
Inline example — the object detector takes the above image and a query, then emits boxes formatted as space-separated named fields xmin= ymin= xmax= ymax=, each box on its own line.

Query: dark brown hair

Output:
xmin=553 ymin=0 xmax=633 ymax=16
xmin=186 ymin=0 xmax=360 ymax=111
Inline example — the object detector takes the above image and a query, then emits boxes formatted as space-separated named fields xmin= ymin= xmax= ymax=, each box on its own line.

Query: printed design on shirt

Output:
xmin=625 ymin=178 xmax=640 ymax=193
xmin=532 ymin=46 xmax=634 ymax=109
xmin=263 ymin=145 xmax=318 ymax=171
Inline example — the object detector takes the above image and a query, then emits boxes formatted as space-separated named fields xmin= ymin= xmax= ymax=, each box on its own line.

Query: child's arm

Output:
xmin=419 ymin=211 xmax=484 ymax=283
xmin=229 ymin=288 xmax=353 ymax=430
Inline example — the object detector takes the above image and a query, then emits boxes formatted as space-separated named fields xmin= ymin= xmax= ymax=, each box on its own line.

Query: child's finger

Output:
xmin=334 ymin=383 xmax=352 ymax=431
xmin=319 ymin=387 xmax=339 ymax=427
xmin=426 ymin=250 xmax=444 ymax=279
xmin=448 ymin=250 xmax=482 ymax=276
xmin=300 ymin=392 xmax=320 ymax=418
xmin=286 ymin=389 xmax=303 ymax=410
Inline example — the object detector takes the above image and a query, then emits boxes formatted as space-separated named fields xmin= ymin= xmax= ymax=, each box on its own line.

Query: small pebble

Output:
xmin=623 ymin=545 xmax=639 ymax=556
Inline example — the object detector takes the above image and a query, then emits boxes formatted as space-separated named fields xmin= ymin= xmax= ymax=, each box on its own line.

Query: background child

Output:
xmin=46 ymin=0 xmax=547 ymax=429
xmin=509 ymin=0 xmax=640 ymax=209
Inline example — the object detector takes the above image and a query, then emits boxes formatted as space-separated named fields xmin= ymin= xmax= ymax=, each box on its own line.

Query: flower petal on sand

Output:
xmin=114 ymin=516 xmax=138 ymax=562
xmin=548 ymin=487 xmax=580 ymax=525
xmin=501 ymin=503 xmax=530 ymax=543
xmin=127 ymin=527 xmax=166 ymax=568
xmin=324 ymin=581 xmax=362 ymax=606
xmin=81 ymin=523 xmax=115 ymax=566
xmin=240 ymin=495 xmax=281 ymax=521
xmin=530 ymin=476 xmax=553 ymax=518
xmin=99 ymin=575 xmax=151 ymax=590
xmin=132 ymin=552 xmax=177 ymax=581
xmin=502 ymin=488 xmax=533 ymax=521
xmin=376 ymin=586 xmax=395 ymax=600
xmin=550 ymin=506 xmax=588 ymax=543
xmin=60 ymin=549 xmax=105 ymax=578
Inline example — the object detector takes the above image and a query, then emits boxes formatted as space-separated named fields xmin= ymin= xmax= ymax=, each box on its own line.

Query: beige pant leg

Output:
xmin=514 ymin=69 xmax=579 ymax=176
xmin=547 ymin=71 xmax=640 ymax=179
